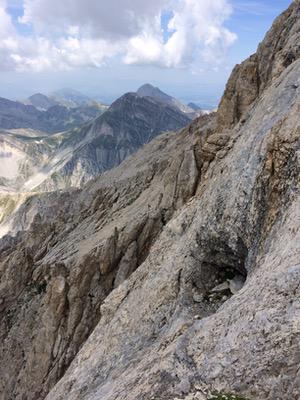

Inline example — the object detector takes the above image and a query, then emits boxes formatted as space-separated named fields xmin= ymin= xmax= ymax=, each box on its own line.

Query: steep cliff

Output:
xmin=218 ymin=0 xmax=300 ymax=129
xmin=0 ymin=2 xmax=299 ymax=400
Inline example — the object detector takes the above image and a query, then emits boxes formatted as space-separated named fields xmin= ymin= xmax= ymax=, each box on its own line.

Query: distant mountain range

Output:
xmin=187 ymin=102 xmax=202 ymax=111
xmin=0 ymin=84 xmax=199 ymax=197
xmin=0 ymin=91 xmax=108 ymax=134
xmin=22 ymin=88 xmax=102 ymax=111
xmin=0 ymin=85 xmax=202 ymax=136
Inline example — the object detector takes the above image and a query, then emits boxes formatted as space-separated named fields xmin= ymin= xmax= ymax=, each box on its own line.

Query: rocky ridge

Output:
xmin=0 ymin=2 xmax=299 ymax=400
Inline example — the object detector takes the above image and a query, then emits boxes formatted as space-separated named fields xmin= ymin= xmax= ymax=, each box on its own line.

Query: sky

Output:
xmin=0 ymin=0 xmax=293 ymax=107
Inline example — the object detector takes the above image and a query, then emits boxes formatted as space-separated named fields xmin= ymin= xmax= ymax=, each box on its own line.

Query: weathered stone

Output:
xmin=0 ymin=2 xmax=300 ymax=400
xmin=218 ymin=0 xmax=300 ymax=130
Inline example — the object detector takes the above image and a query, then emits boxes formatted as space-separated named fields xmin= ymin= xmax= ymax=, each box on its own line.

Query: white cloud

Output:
xmin=0 ymin=0 xmax=237 ymax=72
xmin=124 ymin=0 xmax=237 ymax=67
xmin=21 ymin=0 xmax=168 ymax=39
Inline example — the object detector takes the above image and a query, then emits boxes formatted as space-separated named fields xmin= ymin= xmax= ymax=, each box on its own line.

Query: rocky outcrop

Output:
xmin=0 ymin=2 xmax=299 ymax=400
xmin=0 ymin=123 xmax=204 ymax=399
xmin=45 ymin=50 xmax=299 ymax=400
xmin=218 ymin=0 xmax=300 ymax=129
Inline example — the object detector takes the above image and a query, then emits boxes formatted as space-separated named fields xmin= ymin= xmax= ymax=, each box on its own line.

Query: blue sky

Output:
xmin=0 ymin=0 xmax=293 ymax=106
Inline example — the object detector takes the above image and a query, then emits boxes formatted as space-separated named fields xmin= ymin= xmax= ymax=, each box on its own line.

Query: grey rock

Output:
xmin=0 ymin=2 xmax=300 ymax=400
xmin=228 ymin=275 xmax=245 ymax=294
xmin=211 ymin=281 xmax=230 ymax=293
xmin=217 ymin=0 xmax=300 ymax=129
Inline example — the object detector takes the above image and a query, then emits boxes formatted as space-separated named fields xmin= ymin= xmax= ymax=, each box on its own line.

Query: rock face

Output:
xmin=0 ymin=2 xmax=300 ymax=400
xmin=218 ymin=0 xmax=300 ymax=129
xmin=0 ymin=122 xmax=203 ymax=399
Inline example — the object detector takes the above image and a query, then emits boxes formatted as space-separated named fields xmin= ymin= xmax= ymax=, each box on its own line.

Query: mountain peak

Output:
xmin=137 ymin=83 xmax=155 ymax=90
xmin=136 ymin=83 xmax=201 ymax=116
xmin=136 ymin=84 xmax=172 ymax=102
xmin=28 ymin=93 xmax=48 ymax=100
xmin=27 ymin=93 xmax=57 ymax=111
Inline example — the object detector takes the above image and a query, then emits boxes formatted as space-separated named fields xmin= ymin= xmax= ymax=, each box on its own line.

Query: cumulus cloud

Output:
xmin=21 ymin=0 xmax=168 ymax=39
xmin=0 ymin=0 xmax=237 ymax=72
xmin=125 ymin=0 xmax=237 ymax=67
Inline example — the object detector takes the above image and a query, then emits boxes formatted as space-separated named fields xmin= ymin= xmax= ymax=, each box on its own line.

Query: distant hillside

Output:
xmin=24 ymin=93 xmax=58 ymax=111
xmin=188 ymin=102 xmax=202 ymax=111
xmin=0 ymin=95 xmax=108 ymax=134
xmin=50 ymin=88 xmax=98 ymax=108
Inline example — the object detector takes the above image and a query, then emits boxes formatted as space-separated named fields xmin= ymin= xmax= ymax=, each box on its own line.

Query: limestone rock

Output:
xmin=0 ymin=2 xmax=299 ymax=400
xmin=218 ymin=0 xmax=300 ymax=129
xmin=211 ymin=281 xmax=230 ymax=293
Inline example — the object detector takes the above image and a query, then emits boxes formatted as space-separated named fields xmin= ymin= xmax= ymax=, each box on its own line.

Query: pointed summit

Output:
xmin=136 ymin=84 xmax=174 ymax=103
xmin=137 ymin=83 xmax=202 ymax=116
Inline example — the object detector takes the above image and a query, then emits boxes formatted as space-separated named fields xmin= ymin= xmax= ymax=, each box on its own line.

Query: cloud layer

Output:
xmin=0 ymin=0 xmax=237 ymax=72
